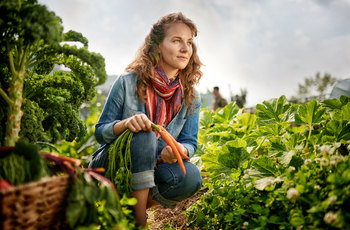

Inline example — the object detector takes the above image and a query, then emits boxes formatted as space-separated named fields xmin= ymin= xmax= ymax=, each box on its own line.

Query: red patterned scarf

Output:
xmin=146 ymin=66 xmax=183 ymax=131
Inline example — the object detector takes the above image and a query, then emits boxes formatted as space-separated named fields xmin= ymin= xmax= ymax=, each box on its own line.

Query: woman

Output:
xmin=89 ymin=12 xmax=203 ymax=227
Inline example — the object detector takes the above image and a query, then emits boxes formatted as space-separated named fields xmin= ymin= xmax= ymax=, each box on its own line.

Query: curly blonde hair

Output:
xmin=125 ymin=12 xmax=203 ymax=109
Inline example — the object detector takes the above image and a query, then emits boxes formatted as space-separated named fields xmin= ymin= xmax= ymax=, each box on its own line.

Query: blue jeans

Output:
xmin=89 ymin=131 xmax=202 ymax=208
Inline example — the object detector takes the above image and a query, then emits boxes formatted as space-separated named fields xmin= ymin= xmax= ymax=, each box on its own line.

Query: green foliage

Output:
xmin=187 ymin=95 xmax=350 ymax=229
xmin=255 ymin=95 xmax=295 ymax=125
xmin=105 ymin=129 xmax=134 ymax=197
xmin=67 ymin=170 xmax=127 ymax=229
xmin=0 ymin=0 xmax=107 ymax=146
xmin=19 ymin=99 xmax=44 ymax=143
xmin=295 ymin=100 xmax=325 ymax=128
xmin=63 ymin=30 xmax=89 ymax=47
xmin=23 ymin=70 xmax=88 ymax=142
xmin=44 ymin=94 xmax=103 ymax=167
xmin=0 ymin=2 xmax=141 ymax=229
xmin=0 ymin=140 xmax=52 ymax=185
xmin=0 ymin=138 xmax=137 ymax=230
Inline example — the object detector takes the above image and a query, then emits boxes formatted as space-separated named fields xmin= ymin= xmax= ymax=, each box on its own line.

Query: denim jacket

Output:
xmin=94 ymin=72 xmax=201 ymax=158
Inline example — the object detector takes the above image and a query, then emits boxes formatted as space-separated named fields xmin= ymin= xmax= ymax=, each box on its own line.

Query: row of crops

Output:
xmin=186 ymin=95 xmax=350 ymax=230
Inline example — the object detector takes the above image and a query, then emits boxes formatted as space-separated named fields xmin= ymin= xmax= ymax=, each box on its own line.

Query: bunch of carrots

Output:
xmin=105 ymin=123 xmax=189 ymax=196
xmin=106 ymin=128 xmax=134 ymax=196
xmin=152 ymin=123 xmax=189 ymax=175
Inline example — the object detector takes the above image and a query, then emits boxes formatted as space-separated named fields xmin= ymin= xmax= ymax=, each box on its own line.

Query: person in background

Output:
xmin=88 ymin=12 xmax=203 ymax=227
xmin=212 ymin=86 xmax=227 ymax=111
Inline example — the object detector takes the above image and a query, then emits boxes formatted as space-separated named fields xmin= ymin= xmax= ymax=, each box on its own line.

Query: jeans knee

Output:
xmin=181 ymin=163 xmax=202 ymax=194
xmin=130 ymin=131 xmax=157 ymax=153
xmin=130 ymin=131 xmax=158 ymax=173
xmin=155 ymin=162 xmax=202 ymax=201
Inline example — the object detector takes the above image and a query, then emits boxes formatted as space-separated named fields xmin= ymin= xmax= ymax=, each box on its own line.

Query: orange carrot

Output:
xmin=151 ymin=123 xmax=187 ymax=175
xmin=157 ymin=128 xmax=186 ymax=176
xmin=160 ymin=126 xmax=190 ymax=161
xmin=49 ymin=152 xmax=82 ymax=167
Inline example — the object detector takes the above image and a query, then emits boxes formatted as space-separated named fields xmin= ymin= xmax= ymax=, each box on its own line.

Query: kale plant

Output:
xmin=0 ymin=0 xmax=108 ymax=146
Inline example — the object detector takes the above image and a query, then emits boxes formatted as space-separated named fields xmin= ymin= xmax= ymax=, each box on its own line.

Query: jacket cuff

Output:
xmin=182 ymin=143 xmax=195 ymax=158
xmin=101 ymin=120 xmax=119 ymax=143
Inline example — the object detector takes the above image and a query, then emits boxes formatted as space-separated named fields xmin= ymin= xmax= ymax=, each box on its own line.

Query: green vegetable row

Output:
xmin=187 ymin=95 xmax=350 ymax=229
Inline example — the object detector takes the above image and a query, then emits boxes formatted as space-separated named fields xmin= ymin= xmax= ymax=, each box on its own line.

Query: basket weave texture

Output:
xmin=0 ymin=174 xmax=70 ymax=230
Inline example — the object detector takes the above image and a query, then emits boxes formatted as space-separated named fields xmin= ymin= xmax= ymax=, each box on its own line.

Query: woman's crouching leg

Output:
xmin=150 ymin=161 xmax=202 ymax=208
xmin=88 ymin=131 xmax=157 ymax=185
xmin=129 ymin=131 xmax=158 ymax=191
xmin=129 ymin=131 xmax=158 ymax=227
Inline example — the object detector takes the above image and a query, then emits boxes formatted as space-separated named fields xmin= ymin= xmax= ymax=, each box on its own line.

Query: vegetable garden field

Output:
xmin=1 ymin=1 xmax=350 ymax=229
xmin=185 ymin=95 xmax=350 ymax=230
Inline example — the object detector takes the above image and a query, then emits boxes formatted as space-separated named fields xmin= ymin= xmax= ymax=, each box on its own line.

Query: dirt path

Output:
xmin=146 ymin=189 xmax=206 ymax=230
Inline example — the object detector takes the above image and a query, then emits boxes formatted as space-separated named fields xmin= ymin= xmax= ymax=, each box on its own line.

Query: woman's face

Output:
xmin=159 ymin=22 xmax=193 ymax=79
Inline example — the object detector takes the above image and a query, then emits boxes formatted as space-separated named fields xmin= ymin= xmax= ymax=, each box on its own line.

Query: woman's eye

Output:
xmin=174 ymin=40 xmax=180 ymax=43
xmin=187 ymin=41 xmax=192 ymax=45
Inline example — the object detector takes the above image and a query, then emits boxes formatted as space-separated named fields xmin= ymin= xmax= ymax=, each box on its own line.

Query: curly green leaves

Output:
xmin=22 ymin=45 xmax=105 ymax=143
xmin=25 ymin=71 xmax=85 ymax=105
xmin=1 ymin=2 xmax=63 ymax=51
xmin=1 ymin=0 xmax=108 ymax=146
xmin=21 ymin=71 xmax=88 ymax=143
xmin=34 ymin=58 xmax=55 ymax=75
xmin=63 ymin=30 xmax=89 ymax=47
xmin=0 ymin=0 xmax=64 ymax=146
xmin=44 ymin=103 xmax=86 ymax=143
xmin=19 ymin=99 xmax=44 ymax=143
xmin=61 ymin=56 xmax=98 ymax=102
xmin=19 ymin=4 xmax=63 ymax=45
xmin=54 ymin=44 xmax=107 ymax=86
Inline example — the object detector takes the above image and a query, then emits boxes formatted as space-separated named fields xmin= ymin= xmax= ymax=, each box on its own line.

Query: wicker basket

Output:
xmin=0 ymin=174 xmax=71 ymax=230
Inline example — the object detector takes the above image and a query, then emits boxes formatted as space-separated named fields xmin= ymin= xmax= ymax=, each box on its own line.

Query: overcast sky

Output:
xmin=39 ymin=0 xmax=350 ymax=108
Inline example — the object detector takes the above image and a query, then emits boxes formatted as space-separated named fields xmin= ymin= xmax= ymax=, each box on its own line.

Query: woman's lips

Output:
xmin=177 ymin=56 xmax=187 ymax=60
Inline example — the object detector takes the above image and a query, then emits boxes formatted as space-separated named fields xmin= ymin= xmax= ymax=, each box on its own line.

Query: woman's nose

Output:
xmin=180 ymin=42 xmax=189 ymax=52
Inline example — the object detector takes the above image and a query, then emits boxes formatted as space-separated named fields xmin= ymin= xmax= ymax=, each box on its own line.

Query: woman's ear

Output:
xmin=157 ymin=46 xmax=162 ymax=62
xmin=157 ymin=44 xmax=162 ymax=55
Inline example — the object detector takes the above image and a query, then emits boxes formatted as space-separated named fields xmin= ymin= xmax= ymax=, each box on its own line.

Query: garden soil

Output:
xmin=147 ymin=188 xmax=206 ymax=230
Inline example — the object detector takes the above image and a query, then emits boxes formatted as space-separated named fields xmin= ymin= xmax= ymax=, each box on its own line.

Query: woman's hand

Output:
xmin=113 ymin=114 xmax=152 ymax=136
xmin=124 ymin=114 xmax=152 ymax=132
xmin=161 ymin=145 xmax=177 ymax=163
xmin=161 ymin=142 xmax=188 ymax=164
